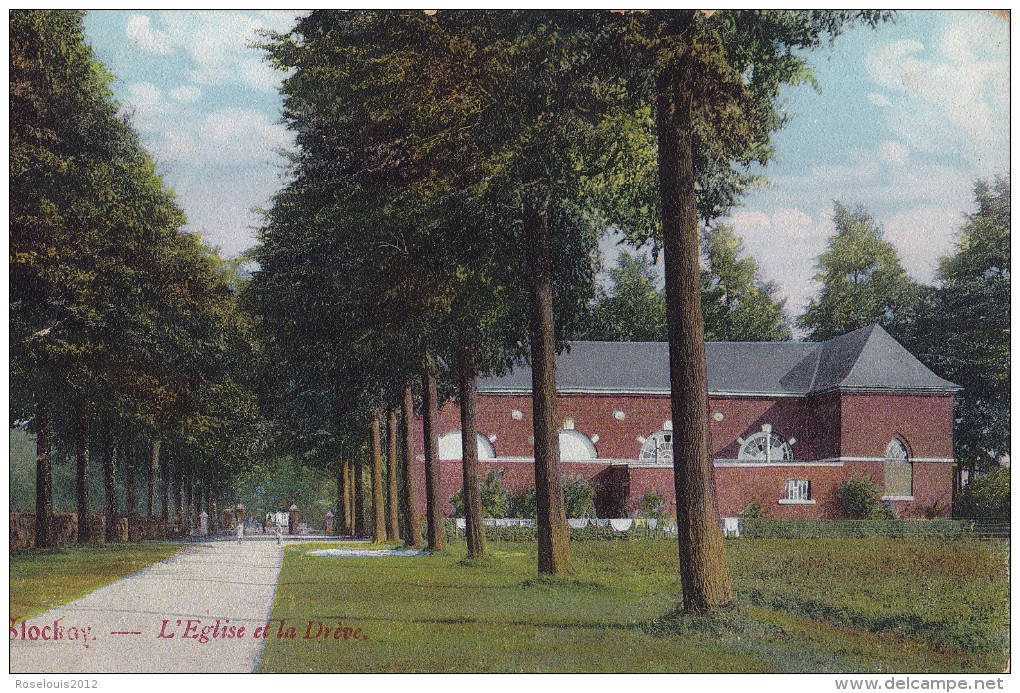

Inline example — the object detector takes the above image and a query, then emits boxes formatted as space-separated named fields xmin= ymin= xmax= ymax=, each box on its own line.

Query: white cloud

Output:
xmin=878 ymin=141 xmax=909 ymax=166
xmin=126 ymin=14 xmax=173 ymax=54
xmin=727 ymin=207 xmax=836 ymax=317
xmin=169 ymin=85 xmax=201 ymax=102
xmin=867 ymin=93 xmax=891 ymax=107
xmin=882 ymin=206 xmax=965 ymax=282
xmin=151 ymin=11 xmax=300 ymax=92
xmin=125 ymin=82 xmax=162 ymax=111
xmin=865 ymin=14 xmax=1009 ymax=170
xmin=809 ymin=160 xmax=881 ymax=185
xmin=199 ymin=108 xmax=293 ymax=163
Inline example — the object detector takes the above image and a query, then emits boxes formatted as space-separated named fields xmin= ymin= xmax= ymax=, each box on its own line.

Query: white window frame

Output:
xmin=779 ymin=478 xmax=815 ymax=505
xmin=739 ymin=430 xmax=793 ymax=463
xmin=638 ymin=430 xmax=673 ymax=465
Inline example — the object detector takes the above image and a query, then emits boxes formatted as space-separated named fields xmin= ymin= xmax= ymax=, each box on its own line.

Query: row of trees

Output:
xmin=248 ymin=9 xmax=888 ymax=612
xmin=10 ymin=11 xmax=264 ymax=546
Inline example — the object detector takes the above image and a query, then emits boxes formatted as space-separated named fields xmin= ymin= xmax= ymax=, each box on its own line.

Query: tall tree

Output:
xmin=400 ymin=383 xmax=423 ymax=548
xmin=596 ymin=9 xmax=891 ymax=611
xmin=798 ymin=203 xmax=916 ymax=340
xmin=893 ymin=176 xmax=1010 ymax=478
xmin=386 ymin=406 xmax=401 ymax=540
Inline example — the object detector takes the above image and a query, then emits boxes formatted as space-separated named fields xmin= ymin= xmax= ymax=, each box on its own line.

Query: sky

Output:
xmin=81 ymin=10 xmax=1010 ymax=319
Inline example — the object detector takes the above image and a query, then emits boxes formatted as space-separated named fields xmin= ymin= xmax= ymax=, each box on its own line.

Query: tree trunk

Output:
xmin=75 ymin=416 xmax=89 ymax=544
xmin=183 ymin=474 xmax=192 ymax=533
xmin=208 ymin=487 xmax=217 ymax=532
xmin=193 ymin=480 xmax=202 ymax=531
xmin=421 ymin=355 xmax=446 ymax=552
xmin=125 ymin=444 xmax=137 ymax=518
xmin=386 ymin=406 xmax=401 ymax=541
xmin=401 ymin=382 xmax=422 ymax=548
xmin=161 ymin=453 xmax=171 ymax=524
xmin=148 ymin=440 xmax=161 ymax=518
xmin=354 ymin=448 xmax=366 ymax=536
xmin=524 ymin=198 xmax=570 ymax=574
xmin=656 ymin=55 xmax=732 ymax=612
xmin=337 ymin=459 xmax=351 ymax=535
xmin=369 ymin=415 xmax=387 ymax=543
xmin=458 ymin=347 xmax=485 ymax=558
xmin=34 ymin=402 xmax=53 ymax=548
xmin=178 ymin=474 xmax=187 ymax=530
xmin=103 ymin=433 xmax=117 ymax=541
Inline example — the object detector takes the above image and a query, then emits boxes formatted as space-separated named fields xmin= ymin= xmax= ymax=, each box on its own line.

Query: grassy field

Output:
xmin=261 ymin=537 xmax=1009 ymax=673
xmin=9 ymin=542 xmax=183 ymax=619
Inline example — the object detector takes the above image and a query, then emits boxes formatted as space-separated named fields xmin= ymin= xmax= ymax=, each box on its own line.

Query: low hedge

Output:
xmin=737 ymin=518 xmax=973 ymax=539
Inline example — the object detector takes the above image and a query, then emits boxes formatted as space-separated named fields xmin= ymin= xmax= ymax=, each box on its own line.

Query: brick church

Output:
xmin=410 ymin=324 xmax=959 ymax=520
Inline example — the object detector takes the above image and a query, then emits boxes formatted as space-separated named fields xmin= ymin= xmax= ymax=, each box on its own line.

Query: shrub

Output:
xmin=837 ymin=477 xmax=884 ymax=519
xmin=955 ymin=466 xmax=1010 ymax=525
xmin=637 ymin=491 xmax=665 ymax=517
xmin=740 ymin=499 xmax=764 ymax=519
xmin=507 ymin=487 xmax=537 ymax=519
xmin=449 ymin=470 xmax=510 ymax=518
xmin=563 ymin=475 xmax=595 ymax=518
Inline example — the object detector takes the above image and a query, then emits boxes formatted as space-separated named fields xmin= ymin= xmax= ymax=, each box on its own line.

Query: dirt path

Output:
xmin=10 ymin=539 xmax=285 ymax=673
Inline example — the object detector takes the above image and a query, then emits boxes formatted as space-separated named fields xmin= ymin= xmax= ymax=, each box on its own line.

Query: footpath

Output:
xmin=10 ymin=538 xmax=286 ymax=673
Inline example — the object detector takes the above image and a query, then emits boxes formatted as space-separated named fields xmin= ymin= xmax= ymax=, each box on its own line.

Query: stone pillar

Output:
xmin=288 ymin=504 xmax=298 ymax=535
xmin=199 ymin=511 xmax=209 ymax=536
xmin=325 ymin=510 xmax=334 ymax=534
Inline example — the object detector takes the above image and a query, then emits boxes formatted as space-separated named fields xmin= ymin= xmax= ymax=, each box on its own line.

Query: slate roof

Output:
xmin=478 ymin=324 xmax=960 ymax=396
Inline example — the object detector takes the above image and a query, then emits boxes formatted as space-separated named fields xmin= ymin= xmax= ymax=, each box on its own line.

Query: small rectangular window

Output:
xmin=785 ymin=479 xmax=810 ymax=502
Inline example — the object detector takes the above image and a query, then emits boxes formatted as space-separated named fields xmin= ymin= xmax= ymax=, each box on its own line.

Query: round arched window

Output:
xmin=639 ymin=431 xmax=673 ymax=465
xmin=559 ymin=429 xmax=597 ymax=460
xmin=738 ymin=431 xmax=792 ymax=462
xmin=437 ymin=431 xmax=496 ymax=460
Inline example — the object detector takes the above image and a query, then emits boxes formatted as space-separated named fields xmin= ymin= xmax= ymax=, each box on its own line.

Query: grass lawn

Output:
xmin=9 ymin=542 xmax=184 ymax=619
xmin=261 ymin=537 xmax=1008 ymax=673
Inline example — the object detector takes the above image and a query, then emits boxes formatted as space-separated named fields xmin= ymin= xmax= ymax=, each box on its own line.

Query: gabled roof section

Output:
xmin=477 ymin=325 xmax=959 ymax=396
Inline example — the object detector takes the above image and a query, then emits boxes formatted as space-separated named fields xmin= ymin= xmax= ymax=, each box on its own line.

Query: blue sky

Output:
xmin=82 ymin=10 xmax=1009 ymax=317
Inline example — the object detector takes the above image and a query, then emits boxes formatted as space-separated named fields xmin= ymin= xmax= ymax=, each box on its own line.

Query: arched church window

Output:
xmin=437 ymin=431 xmax=496 ymax=460
xmin=884 ymin=438 xmax=913 ymax=497
xmin=738 ymin=430 xmax=793 ymax=462
xmin=639 ymin=431 xmax=673 ymax=465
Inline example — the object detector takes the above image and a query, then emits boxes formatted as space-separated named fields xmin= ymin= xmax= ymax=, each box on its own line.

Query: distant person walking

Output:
xmin=236 ymin=519 xmax=244 ymax=544
xmin=275 ymin=520 xmax=283 ymax=545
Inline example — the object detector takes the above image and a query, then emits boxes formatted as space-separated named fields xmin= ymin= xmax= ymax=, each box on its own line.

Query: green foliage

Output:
xmin=635 ymin=491 xmax=671 ymax=526
xmin=563 ymin=475 xmax=595 ymax=518
xmin=836 ymin=477 xmax=888 ymax=520
xmin=450 ymin=470 xmax=511 ymax=518
xmin=579 ymin=252 xmax=667 ymax=341
xmin=891 ymin=177 xmax=1010 ymax=474
xmin=955 ymin=466 xmax=1010 ymax=525
xmin=737 ymin=519 xmax=971 ymax=540
xmin=576 ymin=229 xmax=788 ymax=343
xmin=798 ymin=204 xmax=917 ymax=340
xmin=702 ymin=226 xmax=790 ymax=341
xmin=739 ymin=499 xmax=764 ymax=519
xmin=507 ymin=487 xmax=537 ymax=520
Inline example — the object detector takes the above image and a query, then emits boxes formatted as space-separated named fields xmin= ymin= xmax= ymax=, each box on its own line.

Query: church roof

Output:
xmin=478 ymin=324 xmax=959 ymax=396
